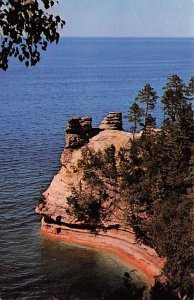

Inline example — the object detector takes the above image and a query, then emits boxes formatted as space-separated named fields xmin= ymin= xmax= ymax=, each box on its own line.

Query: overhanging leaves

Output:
xmin=0 ymin=0 xmax=65 ymax=70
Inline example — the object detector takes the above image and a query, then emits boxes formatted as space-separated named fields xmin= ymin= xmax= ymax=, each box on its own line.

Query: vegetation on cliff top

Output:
xmin=67 ymin=74 xmax=194 ymax=300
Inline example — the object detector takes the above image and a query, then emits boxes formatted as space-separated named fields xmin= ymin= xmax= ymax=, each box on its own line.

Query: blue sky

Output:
xmin=54 ymin=0 xmax=194 ymax=37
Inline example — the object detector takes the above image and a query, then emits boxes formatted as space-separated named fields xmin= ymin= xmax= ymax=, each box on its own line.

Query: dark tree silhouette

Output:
xmin=59 ymin=75 xmax=193 ymax=299
xmin=67 ymin=145 xmax=121 ymax=227
xmin=126 ymin=102 xmax=144 ymax=138
xmin=0 ymin=0 xmax=65 ymax=70
xmin=135 ymin=84 xmax=158 ymax=126
xmin=161 ymin=74 xmax=188 ymax=122
xmin=123 ymin=76 xmax=193 ymax=299
xmin=188 ymin=75 xmax=194 ymax=97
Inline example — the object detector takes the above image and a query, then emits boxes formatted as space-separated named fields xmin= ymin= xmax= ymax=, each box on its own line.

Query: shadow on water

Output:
xmin=0 ymin=218 xmax=148 ymax=300
xmin=38 ymin=237 xmax=148 ymax=300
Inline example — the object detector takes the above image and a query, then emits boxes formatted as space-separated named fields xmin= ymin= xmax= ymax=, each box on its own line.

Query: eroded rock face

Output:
xmin=36 ymin=128 xmax=132 ymax=224
xmin=65 ymin=112 xmax=123 ymax=149
xmin=41 ymin=218 xmax=164 ymax=285
xmin=36 ymin=112 xmax=164 ymax=285
xmin=65 ymin=116 xmax=93 ymax=148
xmin=99 ymin=112 xmax=123 ymax=130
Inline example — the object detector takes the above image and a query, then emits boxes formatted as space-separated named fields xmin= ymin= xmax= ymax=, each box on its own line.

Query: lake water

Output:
xmin=0 ymin=38 xmax=193 ymax=299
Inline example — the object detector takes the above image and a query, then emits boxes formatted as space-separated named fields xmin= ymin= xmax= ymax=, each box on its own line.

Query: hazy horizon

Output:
xmin=58 ymin=36 xmax=194 ymax=38
xmin=54 ymin=0 xmax=194 ymax=38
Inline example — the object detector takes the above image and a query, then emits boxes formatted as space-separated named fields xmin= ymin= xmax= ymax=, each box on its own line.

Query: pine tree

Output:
xmin=67 ymin=75 xmax=193 ymax=299
xmin=188 ymin=75 xmax=194 ymax=94
xmin=161 ymin=74 xmax=188 ymax=123
xmin=135 ymin=84 xmax=158 ymax=127
xmin=126 ymin=102 xmax=144 ymax=138
xmin=188 ymin=75 xmax=194 ymax=100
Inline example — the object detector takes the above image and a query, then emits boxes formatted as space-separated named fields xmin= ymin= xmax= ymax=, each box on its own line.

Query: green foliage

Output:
xmin=0 ymin=0 xmax=65 ymax=70
xmin=124 ymin=135 xmax=193 ymax=298
xmin=101 ymin=144 xmax=117 ymax=180
xmin=67 ymin=75 xmax=193 ymax=298
xmin=126 ymin=84 xmax=158 ymax=137
xmin=67 ymin=185 xmax=102 ymax=225
xmin=188 ymin=75 xmax=194 ymax=96
xmin=135 ymin=83 xmax=158 ymax=126
xmin=144 ymin=113 xmax=156 ymax=129
xmin=78 ymin=145 xmax=118 ymax=184
xmin=77 ymin=146 xmax=104 ymax=187
xmin=125 ymin=75 xmax=193 ymax=298
xmin=125 ymin=102 xmax=144 ymax=137
xmin=118 ymin=143 xmax=145 ymax=223
xmin=67 ymin=145 xmax=120 ymax=226
xmin=161 ymin=74 xmax=189 ymax=123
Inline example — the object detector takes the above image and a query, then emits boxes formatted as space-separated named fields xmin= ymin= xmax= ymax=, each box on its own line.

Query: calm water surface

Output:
xmin=0 ymin=38 xmax=193 ymax=299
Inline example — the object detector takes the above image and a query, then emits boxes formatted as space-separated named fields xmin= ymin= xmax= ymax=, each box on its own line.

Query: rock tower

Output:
xmin=99 ymin=112 xmax=123 ymax=130
xmin=65 ymin=112 xmax=123 ymax=149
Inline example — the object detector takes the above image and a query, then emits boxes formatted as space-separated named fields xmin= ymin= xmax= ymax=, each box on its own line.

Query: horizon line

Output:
xmin=60 ymin=36 xmax=194 ymax=38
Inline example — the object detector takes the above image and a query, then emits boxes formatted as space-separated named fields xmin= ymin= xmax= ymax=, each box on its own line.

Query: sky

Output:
xmin=53 ymin=0 xmax=194 ymax=37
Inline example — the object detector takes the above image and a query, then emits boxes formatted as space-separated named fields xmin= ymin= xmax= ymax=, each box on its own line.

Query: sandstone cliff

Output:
xmin=36 ymin=112 xmax=164 ymax=285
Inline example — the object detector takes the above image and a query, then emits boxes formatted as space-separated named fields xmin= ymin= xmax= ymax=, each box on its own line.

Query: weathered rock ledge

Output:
xmin=41 ymin=217 xmax=164 ymax=285
xmin=36 ymin=112 xmax=164 ymax=285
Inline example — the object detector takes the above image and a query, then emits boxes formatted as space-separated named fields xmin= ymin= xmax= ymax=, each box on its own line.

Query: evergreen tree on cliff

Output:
xmin=135 ymin=84 xmax=158 ymax=127
xmin=124 ymin=76 xmax=193 ymax=299
xmin=136 ymin=77 xmax=193 ymax=299
xmin=188 ymin=75 xmax=194 ymax=96
xmin=126 ymin=102 xmax=144 ymax=138
xmin=161 ymin=74 xmax=189 ymax=123
xmin=0 ymin=0 xmax=65 ymax=70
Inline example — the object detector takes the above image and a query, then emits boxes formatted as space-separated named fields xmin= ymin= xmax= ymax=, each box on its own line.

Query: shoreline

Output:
xmin=41 ymin=218 xmax=164 ymax=286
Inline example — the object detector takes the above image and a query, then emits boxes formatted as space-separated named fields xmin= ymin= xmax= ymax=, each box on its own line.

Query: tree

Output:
xmin=67 ymin=186 xmax=103 ymax=226
xmin=188 ymin=75 xmax=194 ymax=99
xmin=0 ymin=0 xmax=65 ymax=70
xmin=135 ymin=84 xmax=158 ymax=127
xmin=130 ymin=77 xmax=193 ymax=298
xmin=67 ymin=145 xmax=121 ymax=228
xmin=162 ymin=75 xmax=193 ymax=141
xmin=65 ymin=75 xmax=193 ymax=298
xmin=123 ymin=76 xmax=193 ymax=298
xmin=126 ymin=102 xmax=144 ymax=138
xmin=101 ymin=144 xmax=117 ymax=180
xmin=161 ymin=74 xmax=188 ymax=123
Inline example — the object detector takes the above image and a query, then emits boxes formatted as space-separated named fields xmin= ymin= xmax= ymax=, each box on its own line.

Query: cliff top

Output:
xmin=36 ymin=112 xmax=133 ymax=225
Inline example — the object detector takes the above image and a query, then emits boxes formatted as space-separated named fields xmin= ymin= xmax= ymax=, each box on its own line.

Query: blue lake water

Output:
xmin=0 ymin=38 xmax=193 ymax=299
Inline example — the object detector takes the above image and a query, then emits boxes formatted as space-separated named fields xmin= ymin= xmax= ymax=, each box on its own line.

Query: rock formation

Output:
xmin=36 ymin=112 xmax=164 ymax=285
xmin=99 ymin=112 xmax=123 ymax=130
xmin=65 ymin=116 xmax=95 ymax=148
xmin=65 ymin=112 xmax=123 ymax=149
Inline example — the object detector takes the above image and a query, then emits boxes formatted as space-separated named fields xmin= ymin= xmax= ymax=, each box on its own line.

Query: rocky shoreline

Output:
xmin=36 ymin=112 xmax=164 ymax=285
xmin=41 ymin=216 xmax=164 ymax=285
